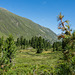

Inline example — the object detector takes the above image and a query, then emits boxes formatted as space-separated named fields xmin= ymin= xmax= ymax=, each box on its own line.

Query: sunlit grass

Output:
xmin=13 ymin=49 xmax=62 ymax=66
xmin=8 ymin=48 xmax=63 ymax=74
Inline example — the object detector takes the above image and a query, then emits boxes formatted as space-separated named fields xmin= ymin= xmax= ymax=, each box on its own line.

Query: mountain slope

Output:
xmin=0 ymin=7 xmax=58 ymax=43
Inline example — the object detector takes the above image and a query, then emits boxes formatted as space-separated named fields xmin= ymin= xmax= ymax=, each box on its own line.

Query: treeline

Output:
xmin=29 ymin=36 xmax=52 ymax=53
xmin=16 ymin=36 xmax=52 ymax=53
xmin=16 ymin=36 xmax=29 ymax=49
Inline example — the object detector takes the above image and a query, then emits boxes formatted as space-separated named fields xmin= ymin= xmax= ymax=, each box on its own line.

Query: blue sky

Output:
xmin=0 ymin=0 xmax=75 ymax=34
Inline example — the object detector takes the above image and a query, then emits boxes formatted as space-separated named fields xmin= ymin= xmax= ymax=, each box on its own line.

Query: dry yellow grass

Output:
xmin=43 ymin=51 xmax=52 ymax=54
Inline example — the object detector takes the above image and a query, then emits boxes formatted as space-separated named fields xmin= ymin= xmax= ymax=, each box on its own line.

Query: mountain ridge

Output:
xmin=0 ymin=7 xmax=58 ymax=43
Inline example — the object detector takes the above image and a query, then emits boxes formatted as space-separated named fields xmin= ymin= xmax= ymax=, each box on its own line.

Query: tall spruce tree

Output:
xmin=37 ymin=36 xmax=44 ymax=53
xmin=16 ymin=38 xmax=20 ymax=47
xmin=23 ymin=38 xmax=26 ymax=49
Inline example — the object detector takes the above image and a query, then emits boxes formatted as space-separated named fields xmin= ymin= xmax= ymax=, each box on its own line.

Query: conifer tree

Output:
xmin=53 ymin=42 xmax=62 ymax=51
xmin=57 ymin=13 xmax=73 ymax=60
xmin=20 ymin=36 xmax=24 ymax=49
xmin=37 ymin=36 xmax=44 ymax=53
xmin=55 ymin=13 xmax=75 ymax=75
xmin=0 ymin=35 xmax=16 ymax=72
xmin=16 ymin=38 xmax=20 ymax=47
xmin=30 ymin=36 xmax=51 ymax=53
xmin=23 ymin=38 xmax=26 ymax=49
xmin=5 ymin=35 xmax=16 ymax=63
xmin=0 ymin=36 xmax=6 ymax=67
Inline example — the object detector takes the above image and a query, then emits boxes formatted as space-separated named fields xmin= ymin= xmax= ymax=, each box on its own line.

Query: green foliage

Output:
xmin=55 ymin=62 xmax=71 ymax=75
xmin=55 ymin=56 xmax=75 ymax=75
xmin=55 ymin=13 xmax=75 ymax=75
xmin=57 ymin=13 xmax=74 ymax=60
xmin=16 ymin=38 xmax=20 ymax=47
xmin=53 ymin=42 xmax=62 ymax=51
xmin=16 ymin=36 xmax=29 ymax=49
xmin=71 ymin=31 xmax=75 ymax=50
xmin=71 ymin=56 xmax=75 ymax=74
xmin=30 ymin=36 xmax=52 ymax=53
xmin=20 ymin=36 xmax=24 ymax=49
xmin=0 ymin=35 xmax=16 ymax=73
xmin=0 ymin=37 xmax=8 ymax=66
xmin=0 ymin=36 xmax=4 ymax=52
xmin=36 ymin=36 xmax=44 ymax=53
xmin=5 ymin=35 xmax=16 ymax=63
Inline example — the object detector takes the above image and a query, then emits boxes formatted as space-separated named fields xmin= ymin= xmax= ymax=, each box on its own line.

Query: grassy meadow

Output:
xmin=5 ymin=48 xmax=63 ymax=75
